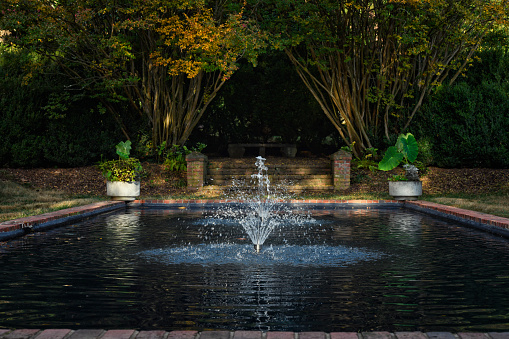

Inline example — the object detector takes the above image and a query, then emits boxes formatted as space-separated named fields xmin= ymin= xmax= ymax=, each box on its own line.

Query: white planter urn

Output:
xmin=106 ymin=181 xmax=140 ymax=201
xmin=388 ymin=181 xmax=422 ymax=201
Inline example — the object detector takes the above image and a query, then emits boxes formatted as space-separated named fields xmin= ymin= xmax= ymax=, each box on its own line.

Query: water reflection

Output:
xmin=0 ymin=207 xmax=509 ymax=332
xmin=106 ymin=213 xmax=141 ymax=238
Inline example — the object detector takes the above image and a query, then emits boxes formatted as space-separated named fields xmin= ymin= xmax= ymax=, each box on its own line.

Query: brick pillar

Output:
xmin=331 ymin=150 xmax=352 ymax=191
xmin=186 ymin=152 xmax=208 ymax=190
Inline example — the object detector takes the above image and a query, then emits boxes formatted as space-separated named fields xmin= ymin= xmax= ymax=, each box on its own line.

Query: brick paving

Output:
xmin=1 ymin=199 xmax=509 ymax=337
xmin=1 ymin=330 xmax=509 ymax=339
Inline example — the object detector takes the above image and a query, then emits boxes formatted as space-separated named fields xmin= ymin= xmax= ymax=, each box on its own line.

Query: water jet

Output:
xmin=254 ymin=243 xmax=262 ymax=253
xmin=221 ymin=156 xmax=313 ymax=252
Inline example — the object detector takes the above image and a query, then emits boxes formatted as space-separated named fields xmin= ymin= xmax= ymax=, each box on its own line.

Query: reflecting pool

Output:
xmin=1 ymin=206 xmax=509 ymax=332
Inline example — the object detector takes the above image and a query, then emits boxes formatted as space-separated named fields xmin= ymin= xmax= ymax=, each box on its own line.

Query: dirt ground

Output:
xmin=1 ymin=156 xmax=509 ymax=198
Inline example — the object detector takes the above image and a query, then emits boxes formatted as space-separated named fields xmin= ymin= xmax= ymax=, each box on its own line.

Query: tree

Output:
xmin=0 ymin=0 xmax=265 ymax=148
xmin=259 ymin=0 xmax=508 ymax=157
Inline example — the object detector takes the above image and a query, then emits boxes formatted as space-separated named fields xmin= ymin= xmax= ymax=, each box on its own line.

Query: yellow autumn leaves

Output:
xmin=149 ymin=8 xmax=265 ymax=80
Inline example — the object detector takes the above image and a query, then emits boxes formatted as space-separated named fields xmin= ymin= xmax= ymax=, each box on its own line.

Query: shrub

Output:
xmin=0 ymin=47 xmax=123 ymax=167
xmin=163 ymin=143 xmax=206 ymax=172
xmin=414 ymin=81 xmax=509 ymax=168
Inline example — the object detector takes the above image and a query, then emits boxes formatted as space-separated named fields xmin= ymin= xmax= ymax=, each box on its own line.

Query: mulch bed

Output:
xmin=1 ymin=156 xmax=508 ymax=197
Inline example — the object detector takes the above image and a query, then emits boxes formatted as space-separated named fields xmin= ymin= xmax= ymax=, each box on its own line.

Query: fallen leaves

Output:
xmin=1 ymin=159 xmax=508 ymax=198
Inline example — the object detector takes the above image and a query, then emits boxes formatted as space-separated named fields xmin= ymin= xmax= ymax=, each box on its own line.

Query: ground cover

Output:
xmin=0 ymin=159 xmax=508 ymax=222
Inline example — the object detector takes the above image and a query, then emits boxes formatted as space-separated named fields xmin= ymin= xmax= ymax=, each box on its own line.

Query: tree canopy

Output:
xmin=0 ymin=0 xmax=265 ymax=148
xmin=2 ymin=0 xmax=508 ymax=156
xmin=258 ymin=0 xmax=509 ymax=156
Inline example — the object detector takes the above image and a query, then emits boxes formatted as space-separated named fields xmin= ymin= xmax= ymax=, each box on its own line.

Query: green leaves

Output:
xmin=397 ymin=133 xmax=418 ymax=164
xmin=378 ymin=133 xmax=419 ymax=171
xmin=378 ymin=146 xmax=404 ymax=171
xmin=116 ymin=140 xmax=131 ymax=160
xmin=98 ymin=140 xmax=145 ymax=181
xmin=98 ymin=157 xmax=144 ymax=182
xmin=116 ymin=140 xmax=132 ymax=160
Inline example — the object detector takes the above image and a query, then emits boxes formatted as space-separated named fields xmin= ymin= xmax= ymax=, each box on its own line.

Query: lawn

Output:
xmin=0 ymin=179 xmax=102 ymax=222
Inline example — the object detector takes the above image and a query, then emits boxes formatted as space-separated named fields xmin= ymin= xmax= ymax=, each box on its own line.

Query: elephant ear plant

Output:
xmin=98 ymin=141 xmax=145 ymax=182
xmin=378 ymin=133 xmax=420 ymax=181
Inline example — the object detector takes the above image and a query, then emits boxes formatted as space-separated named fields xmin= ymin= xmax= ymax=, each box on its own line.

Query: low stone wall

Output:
xmin=0 ymin=201 xmax=125 ymax=241
xmin=186 ymin=151 xmax=353 ymax=191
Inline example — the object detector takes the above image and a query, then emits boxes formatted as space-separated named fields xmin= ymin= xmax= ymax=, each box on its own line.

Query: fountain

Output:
xmin=220 ymin=156 xmax=309 ymax=253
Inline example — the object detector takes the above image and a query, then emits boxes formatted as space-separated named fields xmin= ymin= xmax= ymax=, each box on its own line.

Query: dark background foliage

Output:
xmin=411 ymin=48 xmax=509 ymax=168
xmin=0 ymin=48 xmax=125 ymax=167
xmin=187 ymin=51 xmax=342 ymax=156
xmin=1 ymin=46 xmax=509 ymax=168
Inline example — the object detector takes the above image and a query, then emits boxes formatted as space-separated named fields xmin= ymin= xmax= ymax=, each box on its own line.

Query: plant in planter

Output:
xmin=378 ymin=133 xmax=422 ymax=200
xmin=98 ymin=140 xmax=145 ymax=201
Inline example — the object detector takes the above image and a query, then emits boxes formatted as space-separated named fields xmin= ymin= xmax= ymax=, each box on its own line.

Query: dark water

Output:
xmin=1 ymin=206 xmax=509 ymax=332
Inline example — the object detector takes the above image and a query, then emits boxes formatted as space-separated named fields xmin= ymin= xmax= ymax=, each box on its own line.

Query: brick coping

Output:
xmin=1 ymin=199 xmax=508 ymax=241
xmin=0 ymin=201 xmax=125 ymax=241
xmin=1 ymin=329 xmax=509 ymax=339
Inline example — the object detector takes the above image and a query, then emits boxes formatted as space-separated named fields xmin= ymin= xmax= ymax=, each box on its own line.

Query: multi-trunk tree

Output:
xmin=260 ymin=0 xmax=508 ymax=157
xmin=0 ymin=0 xmax=265 ymax=148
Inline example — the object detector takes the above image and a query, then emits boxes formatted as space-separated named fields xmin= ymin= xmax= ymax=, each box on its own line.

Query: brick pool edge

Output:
xmin=1 ymin=329 xmax=509 ymax=339
xmin=0 ymin=201 xmax=126 ymax=241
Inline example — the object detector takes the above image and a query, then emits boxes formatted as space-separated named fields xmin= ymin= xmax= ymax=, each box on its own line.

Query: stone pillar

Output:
xmin=186 ymin=152 xmax=208 ymax=190
xmin=331 ymin=150 xmax=352 ymax=191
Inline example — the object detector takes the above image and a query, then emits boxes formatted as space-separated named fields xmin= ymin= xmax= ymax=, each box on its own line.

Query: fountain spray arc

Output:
xmin=214 ymin=156 xmax=313 ymax=253
xmin=242 ymin=156 xmax=274 ymax=252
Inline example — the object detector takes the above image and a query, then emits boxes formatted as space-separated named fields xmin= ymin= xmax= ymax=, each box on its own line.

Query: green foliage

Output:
xmin=378 ymin=147 xmax=405 ymax=171
xmin=164 ymin=147 xmax=188 ymax=172
xmin=414 ymin=80 xmax=509 ymax=168
xmin=0 ymin=47 xmax=123 ymax=167
xmin=0 ymin=0 xmax=266 ymax=149
xmin=255 ymin=0 xmax=508 ymax=157
xmin=396 ymin=134 xmax=419 ymax=164
xmin=97 ymin=141 xmax=145 ymax=182
xmin=344 ymin=144 xmax=379 ymax=172
xmin=410 ymin=43 xmax=509 ymax=168
xmin=378 ymin=134 xmax=419 ymax=171
xmin=134 ymin=136 xmax=170 ymax=163
xmin=416 ymin=138 xmax=434 ymax=167
xmin=116 ymin=141 xmax=132 ymax=160
xmin=164 ymin=143 xmax=207 ymax=172
xmin=97 ymin=158 xmax=144 ymax=182
xmin=388 ymin=174 xmax=408 ymax=182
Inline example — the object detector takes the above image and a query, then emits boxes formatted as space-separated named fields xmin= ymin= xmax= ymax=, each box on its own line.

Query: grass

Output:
xmin=1 ymin=176 xmax=508 ymax=223
xmin=0 ymin=179 xmax=102 ymax=223
xmin=423 ymin=191 xmax=509 ymax=218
